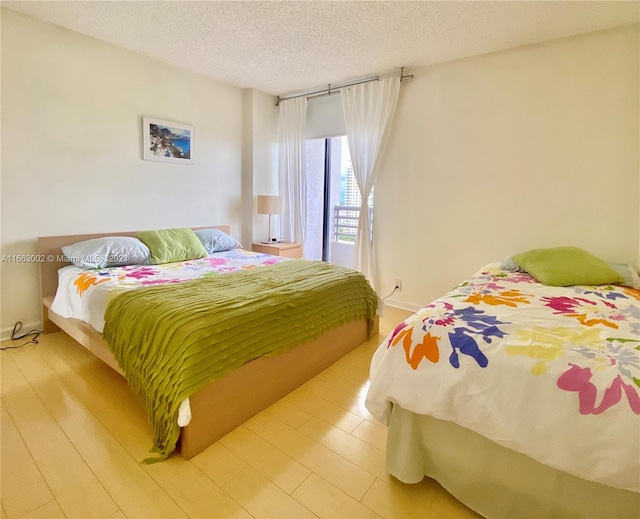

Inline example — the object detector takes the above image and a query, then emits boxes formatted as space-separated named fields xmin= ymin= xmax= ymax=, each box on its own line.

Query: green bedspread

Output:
xmin=102 ymin=259 xmax=377 ymax=461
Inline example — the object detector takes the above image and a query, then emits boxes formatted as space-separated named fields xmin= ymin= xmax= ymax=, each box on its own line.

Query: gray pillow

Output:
xmin=194 ymin=228 xmax=241 ymax=254
xmin=62 ymin=237 xmax=150 ymax=269
xmin=608 ymin=263 xmax=640 ymax=289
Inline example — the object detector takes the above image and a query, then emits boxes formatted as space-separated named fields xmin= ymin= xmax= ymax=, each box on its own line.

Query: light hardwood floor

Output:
xmin=1 ymin=306 xmax=481 ymax=519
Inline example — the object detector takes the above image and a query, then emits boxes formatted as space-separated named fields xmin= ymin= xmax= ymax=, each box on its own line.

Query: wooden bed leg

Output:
xmin=42 ymin=304 xmax=61 ymax=333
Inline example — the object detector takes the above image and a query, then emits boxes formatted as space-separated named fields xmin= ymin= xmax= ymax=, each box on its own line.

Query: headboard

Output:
xmin=37 ymin=225 xmax=231 ymax=299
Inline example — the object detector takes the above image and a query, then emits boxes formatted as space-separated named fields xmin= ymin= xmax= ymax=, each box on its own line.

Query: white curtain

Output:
xmin=278 ymin=97 xmax=308 ymax=246
xmin=341 ymin=75 xmax=400 ymax=287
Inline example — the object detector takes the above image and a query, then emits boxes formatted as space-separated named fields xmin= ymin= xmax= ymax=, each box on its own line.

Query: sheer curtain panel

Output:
xmin=341 ymin=75 xmax=400 ymax=288
xmin=278 ymin=97 xmax=308 ymax=246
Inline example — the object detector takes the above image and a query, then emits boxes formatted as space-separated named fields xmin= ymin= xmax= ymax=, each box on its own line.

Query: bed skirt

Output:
xmin=386 ymin=405 xmax=640 ymax=519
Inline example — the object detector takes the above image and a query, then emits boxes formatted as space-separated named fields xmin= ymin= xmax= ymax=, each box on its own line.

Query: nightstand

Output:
xmin=252 ymin=242 xmax=303 ymax=258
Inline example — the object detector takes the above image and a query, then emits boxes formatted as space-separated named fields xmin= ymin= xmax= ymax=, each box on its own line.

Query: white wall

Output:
xmin=375 ymin=25 xmax=639 ymax=310
xmin=0 ymin=9 xmax=247 ymax=335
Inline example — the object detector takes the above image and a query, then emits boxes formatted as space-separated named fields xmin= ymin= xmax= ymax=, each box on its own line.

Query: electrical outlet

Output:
xmin=395 ymin=279 xmax=402 ymax=291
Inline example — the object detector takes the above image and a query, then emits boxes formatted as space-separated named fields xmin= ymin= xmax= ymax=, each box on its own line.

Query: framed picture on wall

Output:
xmin=142 ymin=117 xmax=194 ymax=164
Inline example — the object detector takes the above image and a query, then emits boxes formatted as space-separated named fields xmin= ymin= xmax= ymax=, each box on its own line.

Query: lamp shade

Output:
xmin=256 ymin=195 xmax=282 ymax=215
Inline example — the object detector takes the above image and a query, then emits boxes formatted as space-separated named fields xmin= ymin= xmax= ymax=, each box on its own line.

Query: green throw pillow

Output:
xmin=137 ymin=228 xmax=207 ymax=264
xmin=512 ymin=246 xmax=624 ymax=287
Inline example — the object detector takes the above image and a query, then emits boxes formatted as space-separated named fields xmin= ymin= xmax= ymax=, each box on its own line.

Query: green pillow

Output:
xmin=137 ymin=228 xmax=207 ymax=265
xmin=512 ymin=246 xmax=624 ymax=287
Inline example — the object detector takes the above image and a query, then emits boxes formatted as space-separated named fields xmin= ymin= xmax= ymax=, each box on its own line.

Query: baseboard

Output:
xmin=383 ymin=298 xmax=423 ymax=314
xmin=1 ymin=320 xmax=43 ymax=342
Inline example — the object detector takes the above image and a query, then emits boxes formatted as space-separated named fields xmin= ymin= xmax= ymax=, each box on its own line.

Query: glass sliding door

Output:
xmin=305 ymin=135 xmax=366 ymax=267
xmin=304 ymin=138 xmax=326 ymax=261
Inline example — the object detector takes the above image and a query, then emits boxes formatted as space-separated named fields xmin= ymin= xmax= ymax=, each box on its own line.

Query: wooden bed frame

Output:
xmin=38 ymin=226 xmax=378 ymax=459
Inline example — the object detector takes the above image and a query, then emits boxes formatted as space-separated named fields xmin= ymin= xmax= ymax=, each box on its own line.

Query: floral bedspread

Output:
xmin=51 ymin=249 xmax=287 ymax=333
xmin=366 ymin=264 xmax=640 ymax=492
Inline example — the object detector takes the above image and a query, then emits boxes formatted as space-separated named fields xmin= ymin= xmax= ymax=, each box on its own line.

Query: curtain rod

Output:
xmin=275 ymin=67 xmax=414 ymax=106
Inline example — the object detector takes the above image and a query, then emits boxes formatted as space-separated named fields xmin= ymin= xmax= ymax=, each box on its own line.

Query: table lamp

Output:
xmin=256 ymin=195 xmax=282 ymax=243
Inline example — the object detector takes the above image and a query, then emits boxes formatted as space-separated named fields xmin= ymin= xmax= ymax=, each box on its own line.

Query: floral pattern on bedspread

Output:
xmin=366 ymin=264 xmax=640 ymax=493
xmin=51 ymin=249 xmax=289 ymax=333
xmin=72 ymin=249 xmax=286 ymax=296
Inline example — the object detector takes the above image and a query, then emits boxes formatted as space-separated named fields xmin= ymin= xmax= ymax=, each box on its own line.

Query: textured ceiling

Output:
xmin=3 ymin=1 xmax=639 ymax=96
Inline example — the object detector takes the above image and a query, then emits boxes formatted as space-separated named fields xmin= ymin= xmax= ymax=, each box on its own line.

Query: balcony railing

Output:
xmin=333 ymin=205 xmax=373 ymax=243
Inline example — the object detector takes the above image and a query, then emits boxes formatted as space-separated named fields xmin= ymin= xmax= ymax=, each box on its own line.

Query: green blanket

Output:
xmin=102 ymin=259 xmax=377 ymax=461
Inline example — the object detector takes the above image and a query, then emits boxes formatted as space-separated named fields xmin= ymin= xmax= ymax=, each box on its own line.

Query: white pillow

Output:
xmin=194 ymin=228 xmax=241 ymax=254
xmin=62 ymin=237 xmax=151 ymax=269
